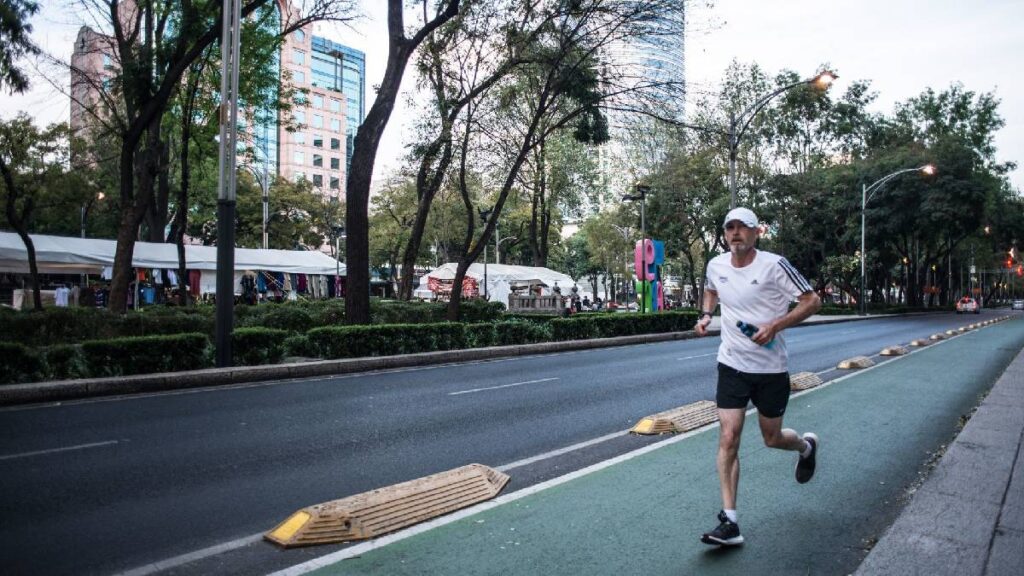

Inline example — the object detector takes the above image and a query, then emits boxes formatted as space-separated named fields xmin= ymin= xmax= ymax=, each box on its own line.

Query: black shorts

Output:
xmin=716 ymin=362 xmax=790 ymax=418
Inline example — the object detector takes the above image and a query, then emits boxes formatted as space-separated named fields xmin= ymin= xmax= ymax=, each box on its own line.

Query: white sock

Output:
xmin=801 ymin=437 xmax=814 ymax=458
xmin=724 ymin=509 xmax=738 ymax=523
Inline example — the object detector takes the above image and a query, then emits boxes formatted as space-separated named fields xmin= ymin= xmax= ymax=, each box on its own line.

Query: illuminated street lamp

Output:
xmin=728 ymin=71 xmax=836 ymax=208
xmin=860 ymin=164 xmax=936 ymax=315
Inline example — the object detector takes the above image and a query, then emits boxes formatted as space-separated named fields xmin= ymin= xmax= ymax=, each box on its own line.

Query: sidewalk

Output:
xmin=856 ymin=334 xmax=1024 ymax=575
xmin=273 ymin=316 xmax=1024 ymax=576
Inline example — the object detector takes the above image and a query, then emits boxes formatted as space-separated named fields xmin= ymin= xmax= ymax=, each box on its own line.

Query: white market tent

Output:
xmin=417 ymin=262 xmax=574 ymax=304
xmin=0 ymin=231 xmax=345 ymax=276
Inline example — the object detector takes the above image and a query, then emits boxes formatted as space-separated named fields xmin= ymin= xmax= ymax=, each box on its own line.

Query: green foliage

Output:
xmin=494 ymin=321 xmax=551 ymax=346
xmin=0 ymin=342 xmax=45 ymax=384
xmin=232 ymin=327 xmax=288 ymax=366
xmin=307 ymin=323 xmax=466 ymax=359
xmin=283 ymin=334 xmax=316 ymax=357
xmin=253 ymin=307 xmax=314 ymax=333
xmin=549 ymin=311 xmax=698 ymax=341
xmin=371 ymin=300 xmax=447 ymax=324
xmin=465 ymin=323 xmax=497 ymax=348
xmin=43 ymin=344 xmax=87 ymax=380
xmin=80 ymin=333 xmax=212 ymax=377
xmin=0 ymin=0 xmax=40 ymax=94
xmin=454 ymin=299 xmax=506 ymax=323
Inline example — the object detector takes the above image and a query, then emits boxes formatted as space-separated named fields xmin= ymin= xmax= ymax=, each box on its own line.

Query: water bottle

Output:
xmin=737 ymin=320 xmax=775 ymax=349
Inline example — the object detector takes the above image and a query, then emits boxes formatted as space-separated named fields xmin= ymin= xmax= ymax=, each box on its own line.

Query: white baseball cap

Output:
xmin=723 ymin=207 xmax=759 ymax=229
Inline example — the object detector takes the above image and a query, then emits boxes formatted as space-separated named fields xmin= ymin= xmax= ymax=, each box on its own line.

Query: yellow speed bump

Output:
xmin=265 ymin=463 xmax=509 ymax=548
xmin=958 ymin=326 xmax=968 ymax=332
xmin=837 ymin=356 xmax=874 ymax=369
xmin=631 ymin=400 xmax=718 ymax=435
xmin=790 ymin=371 xmax=823 ymax=391
xmin=910 ymin=339 xmax=931 ymax=347
xmin=880 ymin=345 xmax=908 ymax=356
xmin=945 ymin=329 xmax=957 ymax=336
xmin=929 ymin=333 xmax=946 ymax=341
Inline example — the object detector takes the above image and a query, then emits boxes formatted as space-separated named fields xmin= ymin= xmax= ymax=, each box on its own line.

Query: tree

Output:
xmin=62 ymin=0 xmax=356 ymax=313
xmin=345 ymin=0 xmax=461 ymax=323
xmin=0 ymin=115 xmax=78 ymax=310
xmin=0 ymin=0 xmax=39 ymax=94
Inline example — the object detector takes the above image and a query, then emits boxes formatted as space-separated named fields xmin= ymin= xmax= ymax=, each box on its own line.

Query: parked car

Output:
xmin=1013 ymin=299 xmax=1024 ymax=311
xmin=956 ymin=297 xmax=979 ymax=314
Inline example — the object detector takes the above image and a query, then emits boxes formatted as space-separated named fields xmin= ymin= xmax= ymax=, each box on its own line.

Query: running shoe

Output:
xmin=796 ymin=432 xmax=818 ymax=484
xmin=701 ymin=510 xmax=744 ymax=546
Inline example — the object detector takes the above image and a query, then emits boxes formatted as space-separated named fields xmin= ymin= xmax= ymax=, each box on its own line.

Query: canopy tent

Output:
xmin=417 ymin=262 xmax=574 ymax=304
xmin=0 ymin=231 xmax=346 ymax=276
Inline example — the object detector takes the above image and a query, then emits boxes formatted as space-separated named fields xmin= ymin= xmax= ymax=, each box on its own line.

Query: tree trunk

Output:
xmin=397 ymin=137 xmax=452 ymax=300
xmin=0 ymin=158 xmax=41 ymax=310
xmin=347 ymin=0 xmax=461 ymax=324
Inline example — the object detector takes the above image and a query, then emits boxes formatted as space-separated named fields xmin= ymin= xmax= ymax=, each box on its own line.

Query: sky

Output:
xmin=4 ymin=0 xmax=1022 ymax=192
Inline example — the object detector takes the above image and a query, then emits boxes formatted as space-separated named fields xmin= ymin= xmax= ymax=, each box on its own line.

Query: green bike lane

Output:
xmin=285 ymin=318 xmax=1024 ymax=576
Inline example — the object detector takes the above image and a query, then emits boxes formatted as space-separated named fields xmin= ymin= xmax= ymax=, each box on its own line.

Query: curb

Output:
xmin=0 ymin=313 xmax=897 ymax=407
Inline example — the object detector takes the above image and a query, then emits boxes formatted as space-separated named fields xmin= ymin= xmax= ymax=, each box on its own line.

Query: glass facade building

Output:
xmin=310 ymin=37 xmax=366 ymax=171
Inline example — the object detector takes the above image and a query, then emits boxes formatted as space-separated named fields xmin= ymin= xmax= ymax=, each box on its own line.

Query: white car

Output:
xmin=1013 ymin=299 xmax=1024 ymax=311
xmin=956 ymin=297 xmax=979 ymax=314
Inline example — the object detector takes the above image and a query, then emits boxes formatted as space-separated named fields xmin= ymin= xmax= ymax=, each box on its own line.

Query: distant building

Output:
xmin=69 ymin=0 xmax=366 ymax=201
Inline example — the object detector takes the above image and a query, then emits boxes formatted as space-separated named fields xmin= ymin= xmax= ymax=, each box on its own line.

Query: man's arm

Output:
xmin=753 ymin=291 xmax=821 ymax=345
xmin=695 ymin=289 xmax=718 ymax=337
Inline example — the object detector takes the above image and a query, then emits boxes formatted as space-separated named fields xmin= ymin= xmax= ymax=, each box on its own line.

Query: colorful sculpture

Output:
xmin=633 ymin=239 xmax=665 ymax=312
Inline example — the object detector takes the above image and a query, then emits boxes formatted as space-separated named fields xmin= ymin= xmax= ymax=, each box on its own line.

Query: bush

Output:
xmin=283 ymin=334 xmax=317 ymax=357
xmin=456 ymin=299 xmax=506 ymax=323
xmin=309 ymin=299 xmax=346 ymax=327
xmin=81 ymin=333 xmax=212 ymax=377
xmin=44 ymin=345 xmax=87 ymax=380
xmin=254 ymin=307 xmax=314 ymax=333
xmin=232 ymin=327 xmax=289 ymax=366
xmin=494 ymin=321 xmax=551 ymax=346
xmin=0 ymin=342 xmax=45 ymax=384
xmin=307 ymin=322 xmax=465 ymax=359
xmin=550 ymin=311 xmax=698 ymax=341
xmin=370 ymin=300 xmax=447 ymax=325
xmin=465 ymin=323 xmax=497 ymax=348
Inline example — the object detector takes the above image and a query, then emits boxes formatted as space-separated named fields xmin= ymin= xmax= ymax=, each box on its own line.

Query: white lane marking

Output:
xmin=676 ymin=352 xmax=716 ymax=361
xmin=114 ymin=534 xmax=263 ymax=576
xmin=447 ymin=377 xmax=559 ymax=396
xmin=0 ymin=440 xmax=121 ymax=461
xmin=495 ymin=429 xmax=629 ymax=472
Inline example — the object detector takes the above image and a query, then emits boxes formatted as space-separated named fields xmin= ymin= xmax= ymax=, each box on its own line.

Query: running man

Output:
xmin=694 ymin=207 xmax=822 ymax=546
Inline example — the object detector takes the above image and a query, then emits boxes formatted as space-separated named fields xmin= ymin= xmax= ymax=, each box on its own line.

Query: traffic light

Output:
xmin=1017 ymin=265 xmax=1023 ymax=278
xmin=1008 ymin=257 xmax=1014 ymax=269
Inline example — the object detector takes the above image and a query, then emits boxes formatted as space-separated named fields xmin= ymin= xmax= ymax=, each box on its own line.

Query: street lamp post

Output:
xmin=622 ymin=184 xmax=649 ymax=313
xmin=80 ymin=192 xmax=105 ymax=287
xmin=727 ymin=72 xmax=836 ymax=209
xmin=860 ymin=164 xmax=936 ymax=315
xmin=478 ymin=207 xmax=493 ymax=300
xmin=241 ymin=164 xmax=270 ymax=250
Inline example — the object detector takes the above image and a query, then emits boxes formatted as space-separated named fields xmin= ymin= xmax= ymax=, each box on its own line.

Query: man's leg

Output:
xmin=717 ymin=408 xmax=746 ymax=510
xmin=757 ymin=414 xmax=807 ymax=452
xmin=758 ymin=413 xmax=819 ymax=484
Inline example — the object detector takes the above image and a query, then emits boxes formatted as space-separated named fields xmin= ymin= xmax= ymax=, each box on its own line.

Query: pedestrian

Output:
xmin=694 ymin=207 xmax=822 ymax=546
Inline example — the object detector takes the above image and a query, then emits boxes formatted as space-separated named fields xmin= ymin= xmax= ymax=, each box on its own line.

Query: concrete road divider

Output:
xmin=880 ymin=345 xmax=908 ymax=356
xmin=910 ymin=339 xmax=931 ymax=347
xmin=945 ymin=329 xmax=957 ymax=336
xmin=930 ymin=333 xmax=946 ymax=341
xmin=630 ymin=400 xmax=718 ymax=435
xmin=790 ymin=371 xmax=823 ymax=391
xmin=837 ymin=356 xmax=875 ymax=369
xmin=264 ymin=464 xmax=509 ymax=548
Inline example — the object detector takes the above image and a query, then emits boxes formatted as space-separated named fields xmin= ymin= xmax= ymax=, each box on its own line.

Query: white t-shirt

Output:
xmin=705 ymin=249 xmax=813 ymax=373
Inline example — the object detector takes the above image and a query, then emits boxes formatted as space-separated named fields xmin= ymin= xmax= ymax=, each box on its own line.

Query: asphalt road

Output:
xmin=0 ymin=310 xmax=1004 ymax=575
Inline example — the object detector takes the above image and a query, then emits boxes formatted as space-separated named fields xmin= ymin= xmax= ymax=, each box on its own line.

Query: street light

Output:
xmin=622 ymin=183 xmax=650 ymax=313
xmin=80 ymin=192 xmax=105 ymax=238
xmin=241 ymin=164 xmax=270 ymax=249
xmin=478 ymin=207 xmax=493 ymax=300
xmin=859 ymin=164 xmax=936 ymax=315
xmin=728 ymin=71 xmax=836 ymax=209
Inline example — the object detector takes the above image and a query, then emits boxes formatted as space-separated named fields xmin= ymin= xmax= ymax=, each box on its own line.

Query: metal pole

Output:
xmin=215 ymin=0 xmax=242 ymax=368
xmin=483 ymin=245 xmax=488 ymax=300
xmin=860 ymin=183 xmax=866 ymax=316
xmin=640 ymin=190 xmax=646 ymax=314
xmin=494 ymin=221 xmax=500 ymax=265
xmin=261 ymin=164 xmax=269 ymax=250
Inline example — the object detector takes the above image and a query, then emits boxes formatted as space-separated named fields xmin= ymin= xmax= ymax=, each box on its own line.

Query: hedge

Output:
xmin=307 ymin=322 xmax=467 ymax=359
xmin=233 ymin=327 xmax=289 ymax=366
xmin=549 ymin=311 xmax=699 ymax=341
xmin=81 ymin=333 xmax=212 ymax=377
xmin=44 ymin=344 xmax=88 ymax=381
xmin=465 ymin=323 xmax=497 ymax=348
xmin=0 ymin=342 xmax=45 ymax=384
xmin=494 ymin=321 xmax=551 ymax=346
